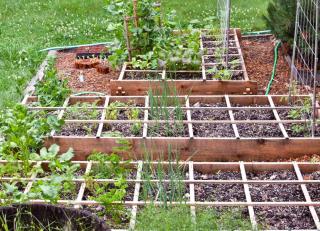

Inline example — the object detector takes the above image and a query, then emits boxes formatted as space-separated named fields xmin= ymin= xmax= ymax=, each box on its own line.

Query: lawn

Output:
xmin=0 ymin=0 xmax=270 ymax=109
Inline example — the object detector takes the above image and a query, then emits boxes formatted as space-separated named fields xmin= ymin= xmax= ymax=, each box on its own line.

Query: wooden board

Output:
xmin=45 ymin=136 xmax=320 ymax=161
xmin=110 ymin=79 xmax=258 ymax=96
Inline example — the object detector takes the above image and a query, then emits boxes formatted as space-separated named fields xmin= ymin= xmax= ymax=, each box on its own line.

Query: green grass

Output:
xmin=0 ymin=0 xmax=270 ymax=108
xmin=135 ymin=205 xmax=253 ymax=230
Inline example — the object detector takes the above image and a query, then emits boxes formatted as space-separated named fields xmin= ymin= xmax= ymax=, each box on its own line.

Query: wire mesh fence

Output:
xmin=290 ymin=0 xmax=319 ymax=136
xmin=217 ymin=0 xmax=231 ymax=65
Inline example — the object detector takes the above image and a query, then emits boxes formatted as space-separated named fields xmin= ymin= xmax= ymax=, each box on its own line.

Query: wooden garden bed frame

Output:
xmin=23 ymin=94 xmax=320 ymax=161
xmin=110 ymin=29 xmax=258 ymax=96
xmin=2 ymin=160 xmax=320 ymax=230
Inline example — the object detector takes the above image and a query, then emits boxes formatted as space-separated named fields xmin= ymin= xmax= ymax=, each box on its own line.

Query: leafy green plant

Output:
xmin=0 ymin=182 xmax=29 ymax=205
xmin=34 ymin=58 xmax=71 ymax=107
xmin=29 ymin=145 xmax=79 ymax=203
xmin=0 ymin=105 xmax=63 ymax=172
xmin=106 ymin=101 xmax=127 ymax=120
xmin=208 ymin=67 xmax=232 ymax=80
xmin=106 ymin=0 xmax=201 ymax=70
xmin=288 ymin=98 xmax=312 ymax=135
xmin=126 ymin=108 xmax=142 ymax=136
xmin=86 ymin=151 xmax=131 ymax=225
xmin=65 ymin=101 xmax=101 ymax=120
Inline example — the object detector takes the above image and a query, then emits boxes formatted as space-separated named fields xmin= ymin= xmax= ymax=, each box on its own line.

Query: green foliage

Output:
xmin=106 ymin=101 xmax=127 ymax=120
xmin=0 ymin=105 xmax=63 ymax=168
xmin=86 ymin=152 xmax=131 ymax=225
xmin=288 ymin=98 xmax=312 ymax=135
xmin=28 ymin=145 xmax=79 ymax=203
xmin=34 ymin=58 xmax=71 ymax=107
xmin=106 ymin=101 xmax=142 ymax=136
xmin=264 ymin=0 xmax=296 ymax=44
xmin=135 ymin=205 xmax=253 ymax=231
xmin=65 ymin=101 xmax=100 ymax=120
xmin=148 ymin=83 xmax=185 ymax=137
xmin=106 ymin=0 xmax=201 ymax=70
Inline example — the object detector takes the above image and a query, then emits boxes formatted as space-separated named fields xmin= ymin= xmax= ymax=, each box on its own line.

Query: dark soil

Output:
xmin=191 ymin=102 xmax=228 ymax=120
xmin=255 ymin=206 xmax=315 ymax=230
xmin=102 ymin=123 xmax=143 ymax=137
xmin=206 ymin=48 xmax=239 ymax=56
xmin=193 ymin=123 xmax=234 ymax=137
xmin=166 ymin=72 xmax=202 ymax=80
xmin=194 ymin=171 xmax=246 ymax=202
xmin=247 ymin=170 xmax=315 ymax=230
xmin=204 ymin=54 xmax=240 ymax=63
xmin=123 ymin=71 xmax=162 ymax=80
xmin=232 ymin=104 xmax=275 ymax=121
xmin=232 ymin=104 xmax=283 ymax=137
xmin=56 ymin=123 xmax=98 ymax=137
xmin=201 ymin=34 xmax=235 ymax=42
xmin=202 ymin=41 xmax=237 ymax=49
xmin=305 ymin=171 xmax=320 ymax=201
xmin=190 ymin=102 xmax=234 ymax=137
xmin=147 ymin=123 xmax=189 ymax=137
xmin=247 ymin=170 xmax=304 ymax=202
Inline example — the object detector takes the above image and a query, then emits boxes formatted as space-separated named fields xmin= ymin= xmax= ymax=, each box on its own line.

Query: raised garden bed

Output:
xmin=23 ymin=94 xmax=320 ymax=161
xmin=110 ymin=29 xmax=258 ymax=96
xmin=2 ymin=160 xmax=320 ymax=230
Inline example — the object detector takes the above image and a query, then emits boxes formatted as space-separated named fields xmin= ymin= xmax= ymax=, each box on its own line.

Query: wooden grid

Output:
xmin=110 ymin=29 xmax=257 ymax=96
xmin=24 ymin=94 xmax=319 ymax=139
xmin=2 ymin=160 xmax=320 ymax=230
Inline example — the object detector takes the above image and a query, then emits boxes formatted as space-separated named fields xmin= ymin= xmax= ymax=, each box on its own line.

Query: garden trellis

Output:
xmin=217 ymin=0 xmax=231 ymax=65
xmin=289 ymin=0 xmax=319 ymax=136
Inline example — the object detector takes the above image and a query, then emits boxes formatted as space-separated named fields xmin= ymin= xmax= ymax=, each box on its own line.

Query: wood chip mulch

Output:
xmin=55 ymin=45 xmax=119 ymax=95
xmin=241 ymin=36 xmax=308 ymax=95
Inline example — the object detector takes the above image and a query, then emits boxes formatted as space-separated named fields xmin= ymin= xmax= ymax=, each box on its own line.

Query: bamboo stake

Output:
xmin=124 ymin=16 xmax=132 ymax=61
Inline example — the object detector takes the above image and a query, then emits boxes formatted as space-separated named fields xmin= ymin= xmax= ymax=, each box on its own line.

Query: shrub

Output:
xmin=263 ymin=0 xmax=297 ymax=45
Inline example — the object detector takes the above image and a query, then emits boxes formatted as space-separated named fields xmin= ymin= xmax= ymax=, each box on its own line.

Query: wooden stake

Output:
xmin=124 ymin=16 xmax=132 ymax=61
xmin=133 ymin=0 xmax=139 ymax=28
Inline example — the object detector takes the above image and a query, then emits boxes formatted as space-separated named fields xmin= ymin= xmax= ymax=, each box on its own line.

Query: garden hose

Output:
xmin=72 ymin=91 xmax=106 ymax=96
xmin=39 ymin=42 xmax=113 ymax=52
xmin=242 ymin=30 xmax=272 ymax=36
xmin=265 ymin=41 xmax=282 ymax=95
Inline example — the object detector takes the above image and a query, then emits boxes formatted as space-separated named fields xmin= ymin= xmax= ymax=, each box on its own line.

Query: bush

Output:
xmin=263 ymin=0 xmax=297 ymax=45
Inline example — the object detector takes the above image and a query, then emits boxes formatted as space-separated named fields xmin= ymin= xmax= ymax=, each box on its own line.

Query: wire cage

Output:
xmin=289 ymin=0 xmax=319 ymax=136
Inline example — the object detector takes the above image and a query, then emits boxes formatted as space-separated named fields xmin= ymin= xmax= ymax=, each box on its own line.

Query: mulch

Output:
xmin=55 ymin=45 xmax=119 ymax=95
xmin=241 ymin=36 xmax=309 ymax=95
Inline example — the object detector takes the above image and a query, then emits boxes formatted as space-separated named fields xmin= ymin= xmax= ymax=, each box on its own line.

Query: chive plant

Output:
xmin=141 ymin=146 xmax=187 ymax=206
xmin=148 ymin=82 xmax=185 ymax=137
